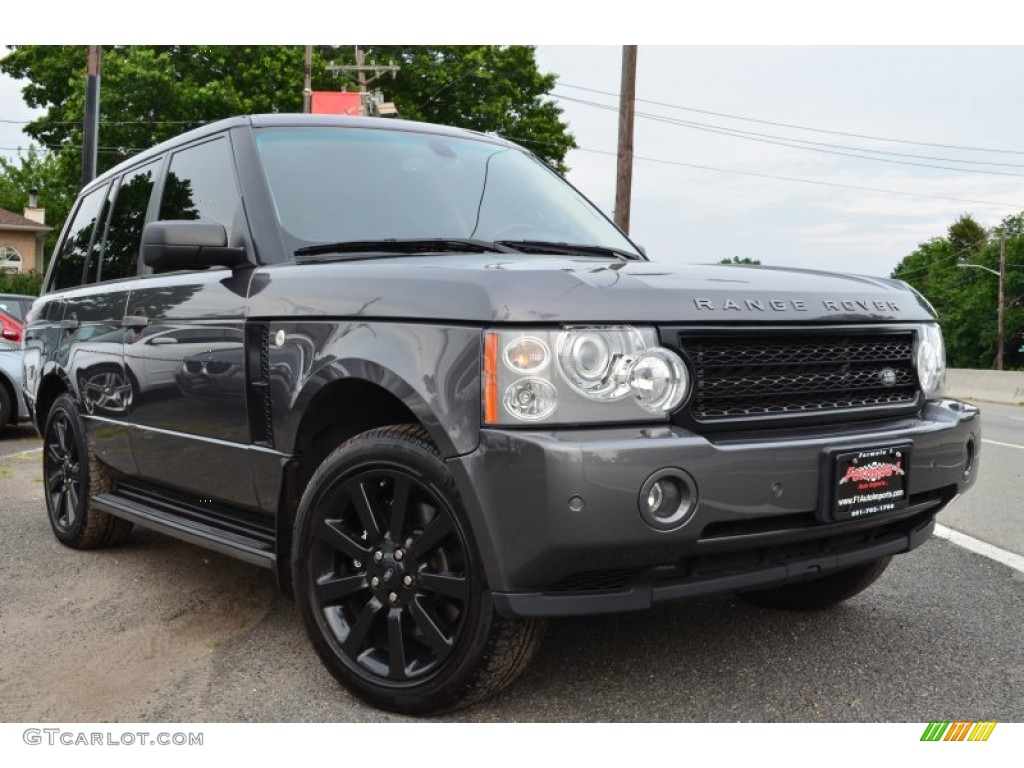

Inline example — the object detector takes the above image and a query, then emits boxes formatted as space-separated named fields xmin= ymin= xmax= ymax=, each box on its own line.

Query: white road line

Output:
xmin=934 ymin=524 xmax=1024 ymax=574
xmin=0 ymin=447 xmax=42 ymax=460
xmin=981 ymin=438 xmax=1024 ymax=451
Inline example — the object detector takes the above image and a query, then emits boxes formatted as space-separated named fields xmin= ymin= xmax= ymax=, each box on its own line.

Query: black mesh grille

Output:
xmin=676 ymin=330 xmax=919 ymax=423
xmin=547 ymin=569 xmax=640 ymax=593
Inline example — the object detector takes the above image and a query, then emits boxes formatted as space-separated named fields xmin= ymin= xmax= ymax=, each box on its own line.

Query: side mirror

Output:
xmin=142 ymin=221 xmax=248 ymax=271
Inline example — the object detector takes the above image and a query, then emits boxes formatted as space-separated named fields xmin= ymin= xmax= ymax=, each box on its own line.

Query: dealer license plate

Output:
xmin=830 ymin=444 xmax=910 ymax=521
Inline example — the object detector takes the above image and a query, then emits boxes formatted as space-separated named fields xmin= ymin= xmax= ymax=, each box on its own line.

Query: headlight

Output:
xmin=484 ymin=326 xmax=689 ymax=425
xmin=915 ymin=323 xmax=946 ymax=400
xmin=557 ymin=327 xmax=646 ymax=399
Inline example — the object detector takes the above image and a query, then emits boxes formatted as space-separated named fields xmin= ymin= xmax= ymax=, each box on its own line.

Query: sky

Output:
xmin=531 ymin=46 xmax=1024 ymax=276
xmin=3 ymin=8 xmax=1024 ymax=278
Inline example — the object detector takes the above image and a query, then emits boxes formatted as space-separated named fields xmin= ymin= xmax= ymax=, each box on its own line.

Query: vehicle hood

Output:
xmin=248 ymin=255 xmax=935 ymax=324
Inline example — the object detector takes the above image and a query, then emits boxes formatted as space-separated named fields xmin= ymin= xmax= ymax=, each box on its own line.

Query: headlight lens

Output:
xmin=557 ymin=327 xmax=645 ymax=399
xmin=915 ymin=323 xmax=946 ymax=400
xmin=628 ymin=348 xmax=689 ymax=413
xmin=485 ymin=326 xmax=689 ymax=425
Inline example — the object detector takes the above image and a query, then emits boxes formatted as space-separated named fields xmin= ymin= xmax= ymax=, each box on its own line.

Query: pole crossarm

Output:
xmin=326 ymin=62 xmax=400 ymax=88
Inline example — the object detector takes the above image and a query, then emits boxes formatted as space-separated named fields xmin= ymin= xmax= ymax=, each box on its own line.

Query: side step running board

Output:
xmin=92 ymin=492 xmax=276 ymax=569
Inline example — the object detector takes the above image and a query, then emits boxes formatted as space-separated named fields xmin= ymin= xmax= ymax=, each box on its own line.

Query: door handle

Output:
xmin=59 ymin=319 xmax=79 ymax=330
xmin=122 ymin=315 xmax=149 ymax=328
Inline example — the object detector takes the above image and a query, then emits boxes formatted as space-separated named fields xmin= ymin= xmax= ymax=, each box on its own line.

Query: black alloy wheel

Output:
xmin=42 ymin=393 xmax=132 ymax=549
xmin=293 ymin=425 xmax=545 ymax=715
xmin=311 ymin=465 xmax=470 ymax=682
xmin=45 ymin=402 xmax=83 ymax=533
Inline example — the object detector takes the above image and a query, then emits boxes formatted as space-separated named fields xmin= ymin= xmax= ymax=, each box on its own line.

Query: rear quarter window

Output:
xmin=49 ymin=184 xmax=110 ymax=292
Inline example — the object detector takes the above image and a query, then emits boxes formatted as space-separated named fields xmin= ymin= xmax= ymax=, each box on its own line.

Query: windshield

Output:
xmin=254 ymin=126 xmax=640 ymax=257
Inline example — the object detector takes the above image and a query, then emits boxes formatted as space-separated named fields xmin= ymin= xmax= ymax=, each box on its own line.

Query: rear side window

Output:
xmin=0 ymin=299 xmax=24 ymax=322
xmin=159 ymin=137 xmax=241 ymax=240
xmin=50 ymin=184 xmax=109 ymax=291
xmin=92 ymin=160 xmax=159 ymax=283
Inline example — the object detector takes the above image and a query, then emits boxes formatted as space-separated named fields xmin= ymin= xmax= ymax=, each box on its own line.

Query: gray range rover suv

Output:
xmin=23 ymin=115 xmax=979 ymax=714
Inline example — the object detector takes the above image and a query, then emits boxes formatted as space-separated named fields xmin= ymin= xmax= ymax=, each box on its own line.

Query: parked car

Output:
xmin=0 ymin=292 xmax=34 ymax=321
xmin=22 ymin=115 xmax=980 ymax=714
xmin=0 ymin=308 xmax=23 ymax=344
xmin=0 ymin=343 xmax=29 ymax=430
xmin=0 ymin=293 xmax=34 ymax=344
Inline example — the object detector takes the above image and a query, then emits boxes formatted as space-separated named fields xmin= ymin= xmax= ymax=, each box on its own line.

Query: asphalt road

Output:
xmin=1 ymin=407 xmax=1022 ymax=722
xmin=937 ymin=400 xmax=1024 ymax=556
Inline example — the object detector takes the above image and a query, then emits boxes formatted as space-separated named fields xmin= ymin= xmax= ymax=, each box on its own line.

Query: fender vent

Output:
xmin=246 ymin=323 xmax=275 ymax=448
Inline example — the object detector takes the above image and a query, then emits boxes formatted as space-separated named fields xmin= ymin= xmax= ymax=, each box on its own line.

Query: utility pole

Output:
xmin=303 ymin=45 xmax=312 ymax=113
xmin=356 ymin=47 xmax=367 ymax=105
xmin=614 ymin=45 xmax=637 ymax=234
xmin=997 ymin=233 xmax=1006 ymax=371
xmin=82 ymin=45 xmax=101 ymax=188
xmin=326 ymin=48 xmax=399 ymax=117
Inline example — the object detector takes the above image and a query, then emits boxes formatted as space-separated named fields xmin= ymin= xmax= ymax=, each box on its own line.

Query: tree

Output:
xmin=0 ymin=146 xmax=77 ymax=264
xmin=891 ymin=213 xmax=1024 ymax=370
xmin=362 ymin=46 xmax=575 ymax=171
xmin=0 ymin=45 xmax=575 ymax=178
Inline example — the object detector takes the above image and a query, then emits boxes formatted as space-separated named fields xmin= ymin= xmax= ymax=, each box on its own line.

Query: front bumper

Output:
xmin=447 ymin=400 xmax=979 ymax=617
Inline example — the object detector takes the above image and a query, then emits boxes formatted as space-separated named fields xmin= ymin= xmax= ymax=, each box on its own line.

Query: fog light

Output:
xmin=638 ymin=469 xmax=697 ymax=530
xmin=645 ymin=479 xmax=679 ymax=517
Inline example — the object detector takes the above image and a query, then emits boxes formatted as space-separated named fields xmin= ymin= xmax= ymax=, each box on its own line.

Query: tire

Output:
xmin=0 ymin=382 xmax=10 ymax=427
xmin=292 ymin=424 xmax=546 ymax=715
xmin=42 ymin=393 xmax=133 ymax=549
xmin=738 ymin=556 xmax=892 ymax=611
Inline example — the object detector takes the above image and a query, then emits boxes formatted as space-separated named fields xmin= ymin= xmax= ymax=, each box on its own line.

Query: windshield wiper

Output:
xmin=294 ymin=238 xmax=516 ymax=261
xmin=493 ymin=240 xmax=642 ymax=261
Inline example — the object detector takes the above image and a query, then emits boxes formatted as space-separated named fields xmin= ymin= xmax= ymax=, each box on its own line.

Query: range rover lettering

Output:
xmin=22 ymin=115 xmax=979 ymax=714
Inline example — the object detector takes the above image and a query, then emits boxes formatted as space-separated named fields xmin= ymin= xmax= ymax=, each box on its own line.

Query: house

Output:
xmin=0 ymin=192 xmax=51 ymax=274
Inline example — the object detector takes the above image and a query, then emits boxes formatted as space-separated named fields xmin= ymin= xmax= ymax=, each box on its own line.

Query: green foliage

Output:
xmin=719 ymin=256 xmax=762 ymax=265
xmin=0 ymin=45 xmax=575 ymax=174
xmin=0 ymin=270 xmax=44 ymax=296
xmin=891 ymin=213 xmax=1024 ymax=369
xmin=1 ymin=45 xmax=576 ymax=263
xmin=0 ymin=146 xmax=76 ymax=262
xmin=363 ymin=46 xmax=576 ymax=172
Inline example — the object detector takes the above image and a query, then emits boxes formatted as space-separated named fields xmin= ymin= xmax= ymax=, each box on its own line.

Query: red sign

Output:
xmin=311 ymin=91 xmax=362 ymax=116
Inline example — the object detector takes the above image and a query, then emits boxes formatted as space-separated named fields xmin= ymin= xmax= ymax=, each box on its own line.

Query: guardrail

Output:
xmin=946 ymin=369 xmax=1024 ymax=405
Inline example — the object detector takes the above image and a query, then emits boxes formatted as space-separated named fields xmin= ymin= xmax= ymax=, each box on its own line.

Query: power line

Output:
xmin=556 ymin=94 xmax=1024 ymax=170
xmin=571 ymin=145 xmax=1024 ymax=210
xmin=891 ymin=236 xmax=998 ymax=281
xmin=554 ymin=93 xmax=1024 ymax=179
xmin=558 ymin=82 xmax=1024 ymax=157
xmin=0 ymin=118 xmax=205 ymax=126
xmin=0 ymin=144 xmax=145 ymax=155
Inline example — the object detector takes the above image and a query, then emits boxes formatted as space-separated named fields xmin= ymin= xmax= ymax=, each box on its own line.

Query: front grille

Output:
xmin=674 ymin=329 xmax=920 ymax=425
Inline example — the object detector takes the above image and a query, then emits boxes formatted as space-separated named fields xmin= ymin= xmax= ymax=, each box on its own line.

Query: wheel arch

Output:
xmin=276 ymin=375 xmax=425 ymax=597
xmin=33 ymin=370 xmax=73 ymax=432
